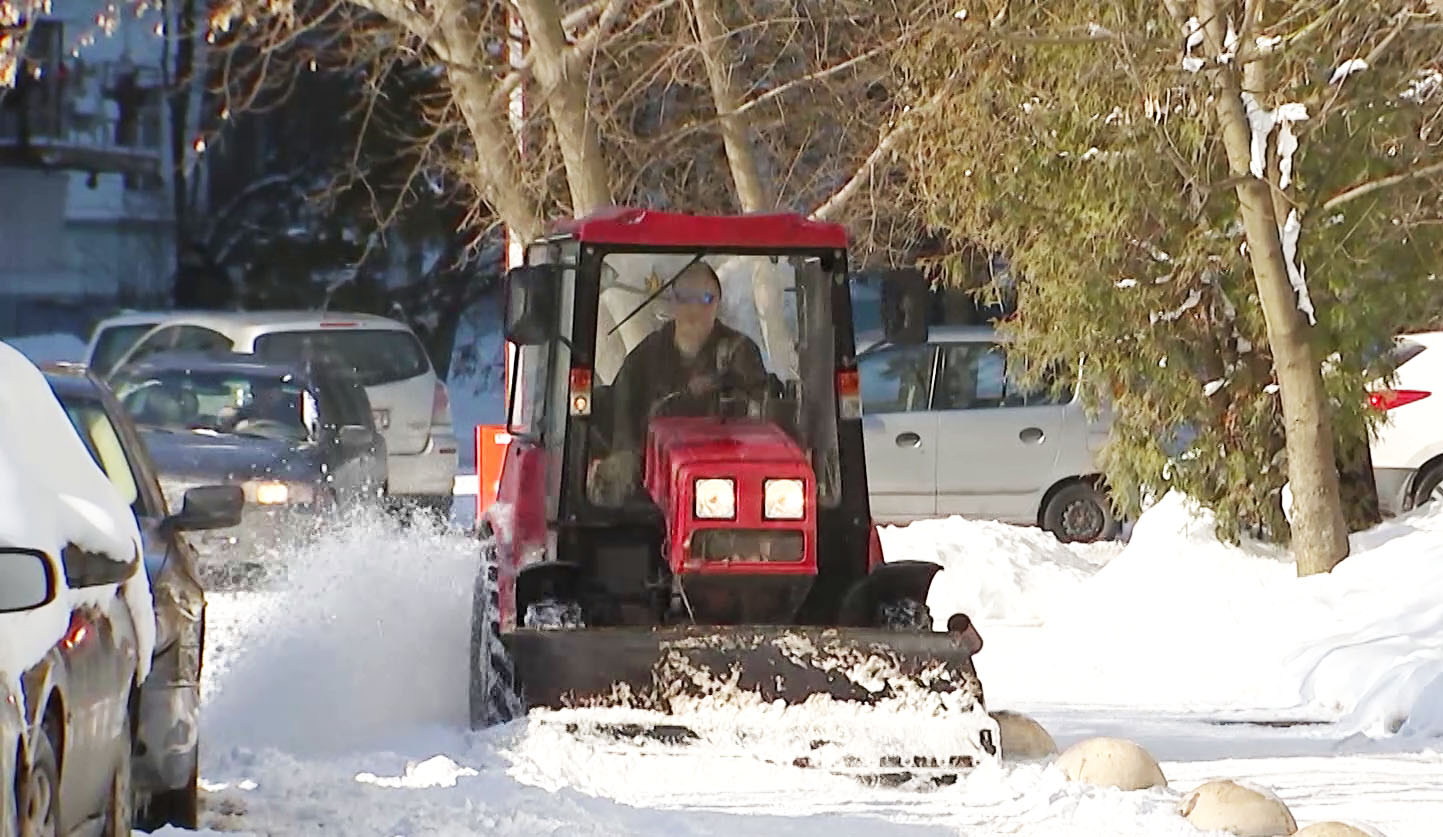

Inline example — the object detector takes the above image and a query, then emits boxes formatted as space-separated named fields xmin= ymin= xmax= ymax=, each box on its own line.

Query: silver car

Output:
xmin=857 ymin=325 xmax=1118 ymax=542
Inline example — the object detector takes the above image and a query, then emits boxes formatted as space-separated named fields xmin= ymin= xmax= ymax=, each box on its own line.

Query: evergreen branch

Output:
xmin=1321 ymin=160 xmax=1443 ymax=211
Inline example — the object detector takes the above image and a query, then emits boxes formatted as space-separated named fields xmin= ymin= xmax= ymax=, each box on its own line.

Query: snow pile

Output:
xmin=951 ymin=490 xmax=1443 ymax=740
xmin=880 ymin=516 xmax=1122 ymax=625
xmin=201 ymin=504 xmax=479 ymax=757
xmin=3 ymin=332 xmax=87 ymax=364
xmin=0 ymin=340 xmax=153 ymax=684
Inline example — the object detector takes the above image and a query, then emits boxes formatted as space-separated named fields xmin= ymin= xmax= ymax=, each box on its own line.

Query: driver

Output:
xmin=608 ymin=261 xmax=769 ymax=456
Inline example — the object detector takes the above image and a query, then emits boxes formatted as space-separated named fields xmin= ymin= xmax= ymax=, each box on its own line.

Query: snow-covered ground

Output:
xmin=166 ymin=493 xmax=1443 ymax=836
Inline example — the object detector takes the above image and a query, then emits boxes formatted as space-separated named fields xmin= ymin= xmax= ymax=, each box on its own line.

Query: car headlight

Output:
xmin=764 ymin=478 xmax=805 ymax=520
xmin=244 ymin=480 xmax=315 ymax=506
xmin=694 ymin=478 xmax=736 ymax=519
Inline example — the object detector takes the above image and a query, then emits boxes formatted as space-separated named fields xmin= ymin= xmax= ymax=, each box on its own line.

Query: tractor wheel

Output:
xmin=1041 ymin=481 xmax=1119 ymax=543
xmin=877 ymin=598 xmax=932 ymax=631
xmin=469 ymin=544 xmax=520 ymax=730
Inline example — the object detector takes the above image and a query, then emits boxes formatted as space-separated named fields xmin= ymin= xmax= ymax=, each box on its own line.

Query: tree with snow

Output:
xmin=899 ymin=1 xmax=1443 ymax=573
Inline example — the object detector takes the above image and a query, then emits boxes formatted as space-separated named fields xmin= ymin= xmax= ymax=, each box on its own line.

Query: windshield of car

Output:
xmin=587 ymin=251 xmax=840 ymax=509
xmin=252 ymin=329 xmax=430 ymax=386
xmin=90 ymin=323 xmax=158 ymax=376
xmin=111 ymin=368 xmax=316 ymax=442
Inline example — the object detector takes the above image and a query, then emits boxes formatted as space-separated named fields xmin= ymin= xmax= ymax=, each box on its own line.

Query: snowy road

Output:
xmin=174 ymin=506 xmax=1441 ymax=836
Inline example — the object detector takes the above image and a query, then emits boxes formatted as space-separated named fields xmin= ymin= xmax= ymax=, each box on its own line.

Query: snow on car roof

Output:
xmin=0 ymin=340 xmax=154 ymax=685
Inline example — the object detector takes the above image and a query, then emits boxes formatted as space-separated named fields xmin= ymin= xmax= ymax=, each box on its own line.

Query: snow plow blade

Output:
xmin=503 ymin=624 xmax=985 ymax=708
xmin=504 ymin=624 xmax=998 ymax=781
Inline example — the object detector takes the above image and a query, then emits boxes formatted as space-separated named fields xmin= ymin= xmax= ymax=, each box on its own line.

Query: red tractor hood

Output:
xmin=643 ymin=417 xmax=817 ymax=580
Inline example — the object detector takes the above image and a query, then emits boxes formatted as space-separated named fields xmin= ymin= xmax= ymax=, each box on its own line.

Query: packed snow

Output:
xmin=175 ymin=487 xmax=1443 ymax=836
xmin=0 ymin=340 xmax=154 ymax=686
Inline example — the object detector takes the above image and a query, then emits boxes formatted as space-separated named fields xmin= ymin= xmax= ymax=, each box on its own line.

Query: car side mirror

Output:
xmin=0 ymin=549 xmax=55 ymax=612
xmin=337 ymin=424 xmax=371 ymax=450
xmin=504 ymin=264 xmax=560 ymax=345
xmin=880 ymin=271 xmax=930 ymax=345
xmin=165 ymin=485 xmax=244 ymax=531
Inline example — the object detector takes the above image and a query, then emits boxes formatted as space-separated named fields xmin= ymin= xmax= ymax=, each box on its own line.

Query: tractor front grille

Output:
xmin=690 ymin=529 xmax=804 ymax=564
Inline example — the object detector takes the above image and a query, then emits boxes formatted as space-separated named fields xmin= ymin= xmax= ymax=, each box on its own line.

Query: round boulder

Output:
xmin=1055 ymin=736 xmax=1166 ymax=790
xmin=990 ymin=710 xmax=1057 ymax=761
xmin=1179 ymin=778 xmax=1297 ymax=836
xmin=1295 ymin=824 xmax=1384 ymax=837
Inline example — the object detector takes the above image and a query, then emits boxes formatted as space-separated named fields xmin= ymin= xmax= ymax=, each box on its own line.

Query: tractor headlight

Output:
xmin=694 ymin=478 xmax=736 ymax=519
xmin=763 ymin=478 xmax=805 ymax=520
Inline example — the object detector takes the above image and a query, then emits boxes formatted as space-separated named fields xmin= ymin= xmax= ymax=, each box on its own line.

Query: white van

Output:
xmin=87 ymin=310 xmax=457 ymax=509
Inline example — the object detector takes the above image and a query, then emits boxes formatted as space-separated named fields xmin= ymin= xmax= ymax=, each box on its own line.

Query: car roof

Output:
xmin=41 ymin=363 xmax=108 ymax=398
xmin=856 ymin=324 xmax=1002 ymax=352
xmin=98 ymin=309 xmax=411 ymax=333
xmin=116 ymin=350 xmax=319 ymax=380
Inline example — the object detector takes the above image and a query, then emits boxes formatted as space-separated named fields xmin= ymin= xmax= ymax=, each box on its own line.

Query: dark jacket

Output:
xmin=610 ymin=319 xmax=769 ymax=451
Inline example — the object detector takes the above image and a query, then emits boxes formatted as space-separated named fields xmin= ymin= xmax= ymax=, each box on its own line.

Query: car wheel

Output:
xmin=136 ymin=761 xmax=198 ymax=831
xmin=102 ymin=740 xmax=134 ymax=837
xmin=1041 ymin=481 xmax=1119 ymax=543
xmin=1412 ymin=462 xmax=1443 ymax=510
xmin=19 ymin=729 xmax=60 ymax=837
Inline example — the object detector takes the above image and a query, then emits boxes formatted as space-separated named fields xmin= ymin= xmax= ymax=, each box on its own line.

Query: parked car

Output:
xmin=0 ymin=341 xmax=154 ymax=837
xmin=105 ymin=350 xmax=386 ymax=581
xmin=41 ymin=360 xmax=242 ymax=830
xmin=1366 ymin=331 xmax=1443 ymax=516
xmin=88 ymin=309 xmax=457 ymax=512
xmin=856 ymin=325 xmax=1118 ymax=542
xmin=83 ymin=309 xmax=175 ymax=377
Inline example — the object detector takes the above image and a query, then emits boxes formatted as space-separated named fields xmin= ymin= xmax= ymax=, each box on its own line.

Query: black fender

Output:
xmin=836 ymin=560 xmax=943 ymax=627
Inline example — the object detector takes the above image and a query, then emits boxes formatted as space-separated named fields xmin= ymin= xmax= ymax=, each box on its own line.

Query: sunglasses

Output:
xmin=671 ymin=289 xmax=718 ymax=305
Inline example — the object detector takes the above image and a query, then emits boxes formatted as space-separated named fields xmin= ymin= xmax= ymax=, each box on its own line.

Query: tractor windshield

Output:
xmin=587 ymin=251 xmax=841 ymax=509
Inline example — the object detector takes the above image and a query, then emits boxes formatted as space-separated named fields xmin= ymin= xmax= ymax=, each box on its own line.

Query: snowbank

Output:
xmin=880 ymin=517 xmax=1122 ymax=625
xmin=916 ymin=490 xmax=1443 ymax=741
xmin=0 ymin=341 xmax=154 ymax=684
xmin=4 ymin=332 xmax=87 ymax=365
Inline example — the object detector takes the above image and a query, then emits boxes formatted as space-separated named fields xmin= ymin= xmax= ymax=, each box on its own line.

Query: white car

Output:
xmin=1369 ymin=331 xmax=1443 ymax=516
xmin=86 ymin=310 xmax=458 ymax=511
xmin=856 ymin=325 xmax=1117 ymax=542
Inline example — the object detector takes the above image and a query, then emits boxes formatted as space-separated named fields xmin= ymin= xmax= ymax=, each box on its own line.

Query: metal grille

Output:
xmin=690 ymin=529 xmax=804 ymax=563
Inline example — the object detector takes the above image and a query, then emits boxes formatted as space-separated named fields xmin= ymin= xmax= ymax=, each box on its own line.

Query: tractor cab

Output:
xmin=471 ymin=209 xmax=991 ymax=750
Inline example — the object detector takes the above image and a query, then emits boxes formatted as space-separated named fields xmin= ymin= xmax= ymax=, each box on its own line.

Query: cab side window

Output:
xmin=857 ymin=345 xmax=936 ymax=414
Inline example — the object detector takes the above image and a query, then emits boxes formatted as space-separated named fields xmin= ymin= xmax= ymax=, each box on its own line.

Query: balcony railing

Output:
xmin=0 ymin=50 xmax=165 ymax=179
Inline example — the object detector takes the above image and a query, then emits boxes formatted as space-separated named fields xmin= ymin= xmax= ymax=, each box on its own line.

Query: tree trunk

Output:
xmin=689 ymin=0 xmax=768 ymax=213
xmin=513 ymin=0 xmax=613 ymax=215
xmin=1199 ymin=0 xmax=1349 ymax=575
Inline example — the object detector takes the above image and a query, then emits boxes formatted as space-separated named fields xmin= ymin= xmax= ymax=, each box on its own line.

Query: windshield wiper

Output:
xmin=607 ymin=252 xmax=705 ymax=337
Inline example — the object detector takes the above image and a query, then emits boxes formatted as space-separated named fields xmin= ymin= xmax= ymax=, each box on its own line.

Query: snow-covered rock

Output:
xmin=1294 ymin=822 xmax=1385 ymax=837
xmin=1179 ymin=778 xmax=1298 ymax=835
xmin=990 ymin=709 xmax=1056 ymax=760
xmin=1055 ymin=736 xmax=1167 ymax=790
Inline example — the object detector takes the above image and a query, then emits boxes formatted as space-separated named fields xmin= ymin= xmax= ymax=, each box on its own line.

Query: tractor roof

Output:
xmin=548 ymin=206 xmax=848 ymax=251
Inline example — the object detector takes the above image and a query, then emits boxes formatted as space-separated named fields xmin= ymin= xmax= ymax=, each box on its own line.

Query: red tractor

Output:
xmin=470 ymin=207 xmax=993 ymax=768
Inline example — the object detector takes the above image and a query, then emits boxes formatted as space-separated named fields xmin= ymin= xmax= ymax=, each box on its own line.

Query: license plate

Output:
xmin=373 ymin=408 xmax=390 ymax=429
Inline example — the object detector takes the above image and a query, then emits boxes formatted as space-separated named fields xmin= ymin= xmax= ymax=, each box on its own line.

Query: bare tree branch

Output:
xmin=1322 ymin=159 xmax=1443 ymax=211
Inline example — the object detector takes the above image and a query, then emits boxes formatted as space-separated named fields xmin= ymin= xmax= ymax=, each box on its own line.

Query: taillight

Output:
xmin=1368 ymin=388 xmax=1430 ymax=411
xmin=431 ymin=380 xmax=452 ymax=425
xmin=569 ymin=367 xmax=593 ymax=416
xmin=838 ymin=369 xmax=861 ymax=419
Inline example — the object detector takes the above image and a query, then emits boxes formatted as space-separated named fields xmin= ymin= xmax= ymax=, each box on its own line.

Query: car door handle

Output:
xmin=1019 ymin=427 xmax=1045 ymax=444
xmin=895 ymin=432 xmax=922 ymax=448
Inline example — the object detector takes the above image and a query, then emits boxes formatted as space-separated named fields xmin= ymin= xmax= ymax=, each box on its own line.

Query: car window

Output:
xmin=172 ymin=326 xmax=234 ymax=353
xmin=936 ymin=343 xmax=1070 ymax=410
xmin=111 ymin=368 xmax=314 ymax=443
xmin=858 ymin=345 xmax=936 ymax=414
xmin=60 ymin=399 xmax=141 ymax=512
xmin=318 ymin=371 xmax=374 ymax=428
xmin=90 ymin=323 xmax=157 ymax=375
xmin=253 ymin=330 xmax=431 ymax=386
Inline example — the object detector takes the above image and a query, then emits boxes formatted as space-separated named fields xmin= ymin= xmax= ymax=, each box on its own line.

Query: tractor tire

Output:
xmin=136 ymin=761 xmax=198 ymax=832
xmin=1041 ymin=481 xmax=1119 ymax=543
xmin=877 ymin=598 xmax=932 ymax=631
xmin=469 ymin=544 xmax=520 ymax=730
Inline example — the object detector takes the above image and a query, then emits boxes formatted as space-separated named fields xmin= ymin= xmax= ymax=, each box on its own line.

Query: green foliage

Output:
xmin=900 ymin=0 xmax=1443 ymax=542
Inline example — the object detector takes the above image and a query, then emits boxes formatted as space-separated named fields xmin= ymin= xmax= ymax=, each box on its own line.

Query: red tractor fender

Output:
xmin=483 ymin=437 xmax=548 ymax=629
xmin=867 ymin=519 xmax=885 ymax=571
